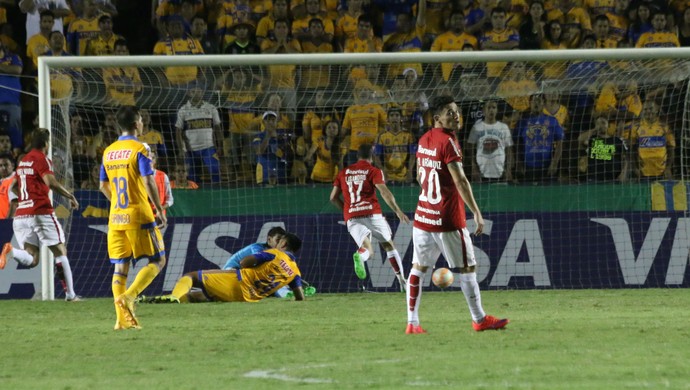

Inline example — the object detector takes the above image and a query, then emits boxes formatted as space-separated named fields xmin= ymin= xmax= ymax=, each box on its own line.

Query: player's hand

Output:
xmin=474 ymin=214 xmax=484 ymax=235
xmin=156 ymin=213 xmax=167 ymax=229
xmin=397 ymin=211 xmax=410 ymax=224
xmin=69 ymin=196 xmax=79 ymax=210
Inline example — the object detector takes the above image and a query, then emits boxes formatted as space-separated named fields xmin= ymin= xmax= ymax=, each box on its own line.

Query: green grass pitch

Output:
xmin=1 ymin=289 xmax=689 ymax=389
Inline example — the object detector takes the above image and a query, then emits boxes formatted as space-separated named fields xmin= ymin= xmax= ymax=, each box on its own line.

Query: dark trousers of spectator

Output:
xmin=186 ymin=147 xmax=220 ymax=183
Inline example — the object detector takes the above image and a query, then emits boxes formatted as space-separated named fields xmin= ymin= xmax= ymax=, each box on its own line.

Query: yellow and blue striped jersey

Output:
xmin=631 ymin=119 xmax=676 ymax=177
xmin=239 ymin=248 xmax=302 ymax=302
xmin=100 ymin=135 xmax=156 ymax=231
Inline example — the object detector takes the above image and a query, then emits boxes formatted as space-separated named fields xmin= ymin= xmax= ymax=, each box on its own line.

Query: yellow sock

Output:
xmin=125 ymin=263 xmax=160 ymax=298
xmin=171 ymin=276 xmax=193 ymax=302
xmin=112 ymin=273 xmax=127 ymax=323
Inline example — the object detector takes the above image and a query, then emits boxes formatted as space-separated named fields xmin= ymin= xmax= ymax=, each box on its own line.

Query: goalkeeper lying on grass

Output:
xmin=141 ymin=233 xmax=309 ymax=303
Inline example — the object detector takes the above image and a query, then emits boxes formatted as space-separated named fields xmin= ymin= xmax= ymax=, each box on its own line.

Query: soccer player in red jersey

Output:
xmin=406 ymin=95 xmax=508 ymax=334
xmin=0 ymin=128 xmax=82 ymax=301
xmin=330 ymin=143 xmax=410 ymax=291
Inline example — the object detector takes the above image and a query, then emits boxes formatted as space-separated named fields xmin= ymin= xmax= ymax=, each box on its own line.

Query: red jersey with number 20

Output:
xmin=414 ymin=128 xmax=466 ymax=232
xmin=15 ymin=149 xmax=55 ymax=216
xmin=333 ymin=159 xmax=384 ymax=221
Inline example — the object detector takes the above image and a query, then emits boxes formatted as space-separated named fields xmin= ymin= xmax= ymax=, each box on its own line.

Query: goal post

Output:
xmin=32 ymin=48 xmax=690 ymax=300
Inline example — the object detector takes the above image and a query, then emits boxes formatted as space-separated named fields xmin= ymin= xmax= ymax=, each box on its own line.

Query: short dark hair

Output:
xmin=594 ymin=14 xmax=610 ymax=24
xmin=31 ymin=128 xmax=51 ymax=150
xmin=116 ymin=105 xmax=141 ymax=132
xmin=357 ymin=14 xmax=372 ymax=25
xmin=267 ymin=226 xmax=287 ymax=238
xmin=357 ymin=143 xmax=374 ymax=160
xmin=98 ymin=14 xmax=112 ymax=24
xmin=282 ymin=232 xmax=302 ymax=253
xmin=114 ymin=39 xmax=128 ymax=50
xmin=0 ymin=152 xmax=13 ymax=163
xmin=429 ymin=95 xmax=456 ymax=116
xmin=491 ymin=7 xmax=507 ymax=16
xmin=39 ymin=10 xmax=55 ymax=20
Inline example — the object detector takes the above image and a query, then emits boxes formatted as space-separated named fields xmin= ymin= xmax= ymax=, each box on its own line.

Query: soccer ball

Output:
xmin=432 ymin=268 xmax=454 ymax=288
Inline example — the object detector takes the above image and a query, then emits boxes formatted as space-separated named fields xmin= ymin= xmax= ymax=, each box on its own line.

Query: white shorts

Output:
xmin=12 ymin=213 xmax=66 ymax=249
xmin=346 ymin=214 xmax=393 ymax=248
xmin=412 ymin=226 xmax=476 ymax=269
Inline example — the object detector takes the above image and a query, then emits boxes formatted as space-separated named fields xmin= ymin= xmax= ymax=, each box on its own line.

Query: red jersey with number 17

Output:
xmin=333 ymin=159 xmax=384 ymax=221
xmin=15 ymin=149 xmax=55 ymax=216
xmin=414 ymin=128 xmax=466 ymax=232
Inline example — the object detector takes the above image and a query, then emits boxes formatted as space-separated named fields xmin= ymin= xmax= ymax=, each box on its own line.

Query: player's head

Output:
xmin=116 ymin=105 xmax=143 ymax=134
xmin=113 ymin=39 xmax=129 ymax=55
xmin=31 ymin=128 xmax=51 ymax=151
xmin=0 ymin=130 xmax=10 ymax=154
xmin=357 ymin=14 xmax=373 ymax=38
xmin=279 ymin=232 xmax=302 ymax=253
xmin=0 ymin=153 xmax=14 ymax=177
xmin=483 ymin=99 xmax=498 ymax=121
xmin=529 ymin=93 xmax=544 ymax=114
xmin=324 ymin=120 xmax=340 ymax=137
xmin=357 ymin=143 xmax=374 ymax=161
xmin=641 ymin=99 xmax=660 ymax=120
xmin=49 ymin=30 xmax=65 ymax=51
xmin=98 ymin=14 xmax=113 ymax=32
xmin=430 ymin=95 xmax=460 ymax=130
xmin=387 ymin=106 xmax=403 ymax=129
xmin=267 ymin=226 xmax=287 ymax=248
xmin=593 ymin=112 xmax=609 ymax=132
xmin=650 ymin=11 xmax=667 ymax=31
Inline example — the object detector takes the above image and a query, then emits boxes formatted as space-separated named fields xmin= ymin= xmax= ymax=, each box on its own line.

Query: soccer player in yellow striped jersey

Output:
xmin=480 ymin=7 xmax=520 ymax=78
xmin=342 ymin=87 xmax=387 ymax=165
xmin=99 ymin=105 xmax=167 ymax=330
xmin=102 ymin=40 xmax=142 ymax=106
xmin=335 ymin=0 xmax=365 ymax=45
xmin=152 ymin=17 xmax=204 ymax=86
xmin=431 ymin=10 xmax=478 ymax=82
xmin=584 ymin=0 xmax=614 ymax=16
xmin=374 ymin=107 xmax=417 ymax=183
xmin=631 ymin=100 xmax=675 ymax=179
xmin=153 ymin=233 xmax=305 ymax=303
xmin=636 ymin=12 xmax=679 ymax=48
xmin=84 ymin=15 xmax=123 ymax=56
xmin=383 ymin=0 xmax=427 ymax=79
xmin=543 ymin=91 xmax=570 ymax=131
xmin=66 ymin=0 xmax=103 ymax=54
xmin=592 ymin=15 xmax=619 ymax=48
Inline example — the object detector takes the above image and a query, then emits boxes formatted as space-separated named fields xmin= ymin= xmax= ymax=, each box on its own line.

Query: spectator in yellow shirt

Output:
xmin=430 ymin=10 xmax=478 ymax=84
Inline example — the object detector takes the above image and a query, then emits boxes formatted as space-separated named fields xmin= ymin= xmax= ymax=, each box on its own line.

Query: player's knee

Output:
xmin=152 ymin=256 xmax=166 ymax=269
xmin=381 ymin=241 xmax=394 ymax=251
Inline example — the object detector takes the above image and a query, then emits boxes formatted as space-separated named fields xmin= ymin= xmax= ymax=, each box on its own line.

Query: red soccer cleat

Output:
xmin=405 ymin=323 xmax=427 ymax=334
xmin=472 ymin=315 xmax=509 ymax=331
xmin=0 ymin=243 xmax=12 ymax=270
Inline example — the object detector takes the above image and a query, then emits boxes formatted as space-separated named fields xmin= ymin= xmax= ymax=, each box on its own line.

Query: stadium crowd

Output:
xmin=0 ymin=0 xmax=685 ymax=195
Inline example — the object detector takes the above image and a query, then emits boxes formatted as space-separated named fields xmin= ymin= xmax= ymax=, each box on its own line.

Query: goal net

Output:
xmin=33 ymin=49 xmax=690 ymax=299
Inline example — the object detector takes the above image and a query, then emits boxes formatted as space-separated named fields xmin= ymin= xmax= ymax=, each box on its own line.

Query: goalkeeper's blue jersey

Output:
xmin=222 ymin=243 xmax=268 ymax=269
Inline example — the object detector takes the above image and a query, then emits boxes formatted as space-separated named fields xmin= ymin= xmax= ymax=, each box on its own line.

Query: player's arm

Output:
xmin=289 ymin=276 xmax=305 ymax=301
xmin=43 ymin=173 xmax=79 ymax=209
xmin=329 ymin=185 xmax=344 ymax=211
xmin=548 ymin=140 xmax=563 ymax=177
xmin=144 ymin=174 xmax=166 ymax=227
xmin=239 ymin=251 xmax=276 ymax=268
xmin=375 ymin=182 xmax=410 ymax=224
xmin=448 ymin=161 xmax=484 ymax=235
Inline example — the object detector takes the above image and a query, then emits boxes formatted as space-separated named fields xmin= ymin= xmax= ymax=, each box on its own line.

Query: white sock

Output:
xmin=55 ymin=256 xmax=76 ymax=298
xmin=459 ymin=272 xmax=486 ymax=322
xmin=406 ymin=268 xmax=425 ymax=325
xmin=12 ymin=248 xmax=34 ymax=266
xmin=357 ymin=247 xmax=370 ymax=262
